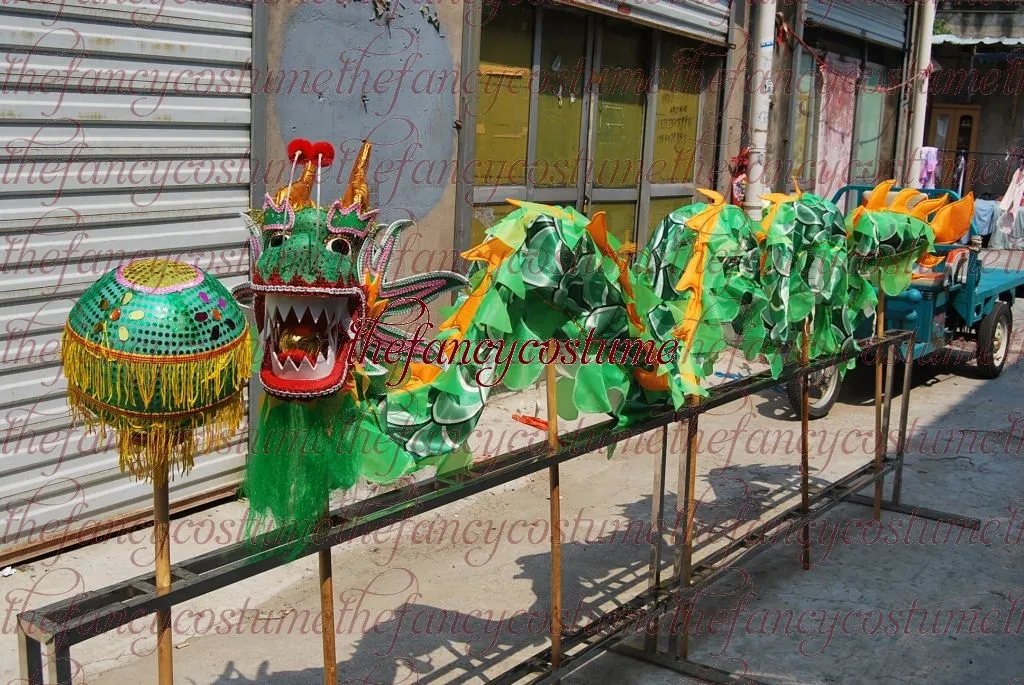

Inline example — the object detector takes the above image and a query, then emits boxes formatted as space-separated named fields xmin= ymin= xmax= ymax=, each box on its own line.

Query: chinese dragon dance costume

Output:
xmin=239 ymin=137 xmax=972 ymax=533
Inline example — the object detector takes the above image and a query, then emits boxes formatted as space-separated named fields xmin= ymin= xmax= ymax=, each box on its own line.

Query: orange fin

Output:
xmin=865 ymin=180 xmax=896 ymax=210
xmin=461 ymin=237 xmax=515 ymax=268
xmin=585 ymin=212 xmax=615 ymax=260
xmin=888 ymin=187 xmax=922 ymax=212
xmin=634 ymin=367 xmax=670 ymax=392
xmin=696 ymin=188 xmax=726 ymax=206
xmin=910 ymin=194 xmax=950 ymax=221
xmin=759 ymin=191 xmax=800 ymax=237
xmin=847 ymin=206 xmax=866 ymax=235
xmin=930 ymin=193 xmax=975 ymax=244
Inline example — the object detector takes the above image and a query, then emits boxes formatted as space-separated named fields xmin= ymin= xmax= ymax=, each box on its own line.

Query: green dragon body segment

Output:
xmin=240 ymin=158 xmax=954 ymax=532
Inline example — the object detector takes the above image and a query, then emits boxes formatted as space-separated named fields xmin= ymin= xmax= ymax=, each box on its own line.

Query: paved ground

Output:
xmin=3 ymin=299 xmax=1024 ymax=685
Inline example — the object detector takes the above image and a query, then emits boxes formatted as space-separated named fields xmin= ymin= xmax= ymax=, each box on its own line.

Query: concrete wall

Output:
xmin=261 ymin=0 xmax=465 ymax=279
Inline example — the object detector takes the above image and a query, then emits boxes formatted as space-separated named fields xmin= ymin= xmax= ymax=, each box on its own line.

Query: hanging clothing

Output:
xmin=918 ymin=147 xmax=939 ymax=189
xmin=971 ymin=199 xmax=999 ymax=238
xmin=991 ymin=206 xmax=1010 ymax=248
xmin=731 ymin=173 xmax=747 ymax=206
xmin=816 ymin=56 xmax=857 ymax=207
xmin=998 ymin=166 xmax=1024 ymax=238
xmin=996 ymin=206 xmax=1024 ymax=249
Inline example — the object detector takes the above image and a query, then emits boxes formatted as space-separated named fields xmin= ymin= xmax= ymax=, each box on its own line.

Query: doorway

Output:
xmin=927 ymin=104 xmax=981 ymax=195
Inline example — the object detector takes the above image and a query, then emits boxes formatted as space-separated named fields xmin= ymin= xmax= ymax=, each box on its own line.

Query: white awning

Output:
xmin=933 ymin=34 xmax=1024 ymax=46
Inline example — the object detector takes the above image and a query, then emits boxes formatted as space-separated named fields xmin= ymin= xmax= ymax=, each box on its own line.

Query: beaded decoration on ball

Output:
xmin=62 ymin=258 xmax=251 ymax=482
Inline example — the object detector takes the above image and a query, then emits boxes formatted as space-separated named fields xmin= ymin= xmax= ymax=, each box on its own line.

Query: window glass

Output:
xmin=471 ymin=203 xmax=517 ymax=247
xmin=792 ymin=51 xmax=819 ymax=184
xmin=648 ymin=196 xmax=692 ymax=234
xmin=852 ymin=68 xmax=884 ymax=184
xmin=878 ymin=87 xmax=899 ymax=180
xmin=594 ymin=22 xmax=648 ymax=188
xmin=590 ymin=202 xmax=636 ymax=244
xmin=534 ymin=10 xmax=587 ymax=189
xmin=476 ymin=2 xmax=534 ymax=186
xmin=651 ymin=34 xmax=701 ymax=184
xmin=933 ymin=114 xmax=950 ymax=150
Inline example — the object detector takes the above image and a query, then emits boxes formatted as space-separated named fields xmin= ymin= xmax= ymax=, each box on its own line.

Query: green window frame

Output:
xmin=470 ymin=5 xmax=715 ymax=249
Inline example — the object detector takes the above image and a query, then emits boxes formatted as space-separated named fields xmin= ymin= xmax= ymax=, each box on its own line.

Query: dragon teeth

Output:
xmin=262 ymin=293 xmax=361 ymax=383
xmin=265 ymin=294 xmax=345 ymax=327
xmin=268 ymin=341 xmax=336 ymax=381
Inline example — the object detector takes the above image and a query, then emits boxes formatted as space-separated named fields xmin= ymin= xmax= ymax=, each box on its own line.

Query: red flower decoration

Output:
xmin=311 ymin=141 xmax=335 ymax=168
xmin=287 ymin=138 xmax=313 ymax=164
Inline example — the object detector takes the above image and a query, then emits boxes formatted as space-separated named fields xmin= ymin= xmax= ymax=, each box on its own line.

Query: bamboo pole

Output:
xmin=644 ymin=425 xmax=668 ymax=653
xmin=873 ymin=291 xmax=886 ymax=521
xmin=545 ymin=341 xmax=562 ymax=675
xmin=678 ymin=395 xmax=700 ymax=660
xmin=891 ymin=333 xmax=916 ymax=506
xmin=153 ymin=470 xmax=173 ymax=685
xmin=666 ymin=420 xmax=686 ymax=659
xmin=800 ymin=320 xmax=811 ymax=570
xmin=319 ymin=509 xmax=337 ymax=685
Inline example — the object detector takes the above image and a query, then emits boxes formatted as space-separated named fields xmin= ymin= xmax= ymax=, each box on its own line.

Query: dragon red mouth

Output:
xmin=256 ymin=290 xmax=363 ymax=398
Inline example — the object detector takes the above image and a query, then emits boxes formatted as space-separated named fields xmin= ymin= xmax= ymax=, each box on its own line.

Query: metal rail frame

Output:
xmin=17 ymin=331 xmax=981 ymax=684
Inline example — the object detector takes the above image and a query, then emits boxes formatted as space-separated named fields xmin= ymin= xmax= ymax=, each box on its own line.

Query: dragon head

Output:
xmin=242 ymin=138 xmax=469 ymax=401
xmin=246 ymin=139 xmax=376 ymax=399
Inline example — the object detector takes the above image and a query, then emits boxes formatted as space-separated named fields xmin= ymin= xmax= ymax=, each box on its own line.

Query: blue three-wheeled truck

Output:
xmin=786 ymin=185 xmax=1024 ymax=418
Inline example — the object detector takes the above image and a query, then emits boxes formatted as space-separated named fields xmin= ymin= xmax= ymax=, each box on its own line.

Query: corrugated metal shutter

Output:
xmin=806 ymin=0 xmax=908 ymax=49
xmin=0 ymin=0 xmax=252 ymax=562
xmin=558 ymin=0 xmax=730 ymax=43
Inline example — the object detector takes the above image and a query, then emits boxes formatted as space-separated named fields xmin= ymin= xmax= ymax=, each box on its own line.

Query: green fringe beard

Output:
xmin=243 ymin=392 xmax=362 ymax=542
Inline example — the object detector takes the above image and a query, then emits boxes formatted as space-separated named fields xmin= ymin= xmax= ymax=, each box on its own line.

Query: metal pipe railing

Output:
xmin=20 ymin=330 xmax=964 ymax=685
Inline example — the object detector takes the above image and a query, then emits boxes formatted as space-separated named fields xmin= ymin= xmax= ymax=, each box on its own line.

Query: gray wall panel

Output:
xmin=0 ymin=0 xmax=252 ymax=561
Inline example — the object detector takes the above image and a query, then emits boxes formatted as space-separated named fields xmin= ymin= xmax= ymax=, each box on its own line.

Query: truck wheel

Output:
xmin=977 ymin=301 xmax=1011 ymax=378
xmin=786 ymin=365 xmax=842 ymax=419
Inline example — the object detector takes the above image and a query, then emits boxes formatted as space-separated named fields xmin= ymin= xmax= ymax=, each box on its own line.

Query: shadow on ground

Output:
xmin=195 ymin=459 xmax=826 ymax=684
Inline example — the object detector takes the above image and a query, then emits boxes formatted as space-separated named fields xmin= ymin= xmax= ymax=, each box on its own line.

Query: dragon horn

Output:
xmin=342 ymin=140 xmax=373 ymax=213
xmin=239 ymin=211 xmax=262 ymax=269
xmin=239 ymin=210 xmax=262 ymax=240
xmin=273 ymin=161 xmax=316 ymax=209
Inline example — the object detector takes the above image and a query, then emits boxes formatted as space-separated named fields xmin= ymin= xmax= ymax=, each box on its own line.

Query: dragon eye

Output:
xmin=269 ymin=233 xmax=287 ymax=248
xmin=326 ymin=237 xmax=351 ymax=255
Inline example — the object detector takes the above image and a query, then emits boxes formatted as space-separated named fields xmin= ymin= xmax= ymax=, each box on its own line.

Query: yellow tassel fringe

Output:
xmin=61 ymin=325 xmax=251 ymax=415
xmin=67 ymin=387 xmax=246 ymax=483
